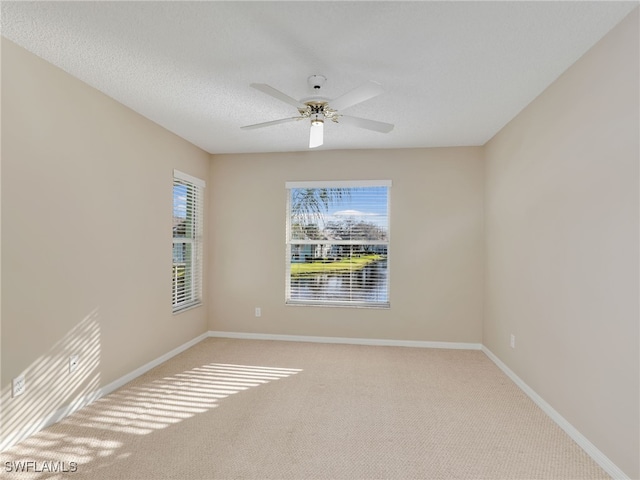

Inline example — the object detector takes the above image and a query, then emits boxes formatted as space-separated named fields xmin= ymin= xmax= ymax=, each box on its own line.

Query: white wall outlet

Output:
xmin=12 ymin=375 xmax=26 ymax=398
xmin=69 ymin=354 xmax=79 ymax=374
xmin=510 ymin=334 xmax=516 ymax=349
xmin=255 ymin=307 xmax=261 ymax=317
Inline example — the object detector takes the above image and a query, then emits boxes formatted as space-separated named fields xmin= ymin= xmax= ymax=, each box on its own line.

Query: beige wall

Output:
xmin=1 ymin=39 xmax=210 ymax=444
xmin=208 ymin=148 xmax=485 ymax=342
xmin=484 ymin=8 xmax=639 ymax=478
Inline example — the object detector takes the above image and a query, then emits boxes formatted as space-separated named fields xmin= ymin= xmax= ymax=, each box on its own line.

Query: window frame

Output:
xmin=285 ymin=180 xmax=391 ymax=309
xmin=172 ymin=170 xmax=205 ymax=313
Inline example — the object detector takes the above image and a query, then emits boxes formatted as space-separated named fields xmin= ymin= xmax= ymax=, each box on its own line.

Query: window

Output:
xmin=285 ymin=180 xmax=391 ymax=308
xmin=173 ymin=170 xmax=205 ymax=313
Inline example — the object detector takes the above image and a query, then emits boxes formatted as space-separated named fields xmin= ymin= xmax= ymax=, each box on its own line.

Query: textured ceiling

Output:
xmin=1 ymin=1 xmax=637 ymax=154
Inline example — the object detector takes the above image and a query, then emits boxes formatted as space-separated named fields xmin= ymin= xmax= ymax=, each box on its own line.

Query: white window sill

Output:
xmin=172 ymin=302 xmax=203 ymax=315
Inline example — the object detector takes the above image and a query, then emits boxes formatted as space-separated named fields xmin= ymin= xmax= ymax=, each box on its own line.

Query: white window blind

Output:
xmin=285 ymin=180 xmax=391 ymax=308
xmin=173 ymin=170 xmax=205 ymax=313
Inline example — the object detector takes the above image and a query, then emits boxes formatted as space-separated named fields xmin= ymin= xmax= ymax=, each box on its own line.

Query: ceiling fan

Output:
xmin=241 ymin=75 xmax=394 ymax=148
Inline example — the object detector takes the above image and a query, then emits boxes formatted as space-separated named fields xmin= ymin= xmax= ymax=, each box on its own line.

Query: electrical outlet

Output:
xmin=12 ymin=375 xmax=25 ymax=398
xmin=69 ymin=354 xmax=79 ymax=374
xmin=255 ymin=307 xmax=261 ymax=317
xmin=510 ymin=334 xmax=516 ymax=349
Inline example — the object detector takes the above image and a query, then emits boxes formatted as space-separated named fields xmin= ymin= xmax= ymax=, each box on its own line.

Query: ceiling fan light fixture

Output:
xmin=309 ymin=118 xmax=324 ymax=148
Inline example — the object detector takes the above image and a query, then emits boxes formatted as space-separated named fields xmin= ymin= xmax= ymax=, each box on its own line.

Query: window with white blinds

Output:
xmin=173 ymin=170 xmax=205 ymax=313
xmin=285 ymin=180 xmax=391 ymax=308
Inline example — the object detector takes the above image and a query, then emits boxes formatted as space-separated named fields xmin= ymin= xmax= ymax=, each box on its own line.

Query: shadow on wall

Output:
xmin=0 ymin=360 xmax=302 ymax=478
xmin=1 ymin=309 xmax=102 ymax=452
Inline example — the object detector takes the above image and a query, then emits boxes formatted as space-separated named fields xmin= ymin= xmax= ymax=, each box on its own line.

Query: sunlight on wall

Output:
xmin=0 ymin=361 xmax=302 ymax=478
xmin=0 ymin=309 xmax=101 ymax=452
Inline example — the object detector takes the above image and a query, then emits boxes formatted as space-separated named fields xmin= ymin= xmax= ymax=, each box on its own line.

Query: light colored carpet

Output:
xmin=1 ymin=338 xmax=610 ymax=479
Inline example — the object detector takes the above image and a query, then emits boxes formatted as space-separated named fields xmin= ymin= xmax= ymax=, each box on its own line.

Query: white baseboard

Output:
xmin=208 ymin=330 xmax=482 ymax=350
xmin=0 ymin=331 xmax=209 ymax=452
xmin=481 ymin=346 xmax=630 ymax=480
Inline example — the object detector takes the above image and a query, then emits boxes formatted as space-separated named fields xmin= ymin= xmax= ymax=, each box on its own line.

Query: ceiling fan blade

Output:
xmin=241 ymin=117 xmax=302 ymax=130
xmin=329 ymin=80 xmax=385 ymax=112
xmin=250 ymin=83 xmax=306 ymax=109
xmin=338 ymin=115 xmax=394 ymax=133
xmin=309 ymin=121 xmax=324 ymax=148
